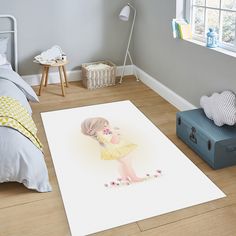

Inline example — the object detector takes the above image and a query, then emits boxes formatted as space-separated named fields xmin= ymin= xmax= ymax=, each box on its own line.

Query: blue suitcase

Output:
xmin=176 ymin=108 xmax=236 ymax=169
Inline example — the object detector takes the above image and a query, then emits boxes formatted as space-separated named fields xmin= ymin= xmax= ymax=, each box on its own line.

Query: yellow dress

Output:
xmin=96 ymin=132 xmax=137 ymax=160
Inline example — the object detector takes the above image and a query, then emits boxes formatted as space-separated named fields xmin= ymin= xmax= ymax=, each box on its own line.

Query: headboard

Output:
xmin=0 ymin=15 xmax=18 ymax=72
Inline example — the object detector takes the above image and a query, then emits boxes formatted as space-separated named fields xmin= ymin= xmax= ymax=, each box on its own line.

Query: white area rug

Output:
xmin=41 ymin=101 xmax=225 ymax=236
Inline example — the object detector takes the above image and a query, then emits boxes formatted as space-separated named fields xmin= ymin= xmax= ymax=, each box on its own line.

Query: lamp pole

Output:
xmin=119 ymin=3 xmax=138 ymax=84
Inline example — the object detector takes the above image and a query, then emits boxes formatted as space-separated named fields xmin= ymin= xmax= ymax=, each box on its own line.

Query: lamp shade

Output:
xmin=119 ymin=5 xmax=130 ymax=21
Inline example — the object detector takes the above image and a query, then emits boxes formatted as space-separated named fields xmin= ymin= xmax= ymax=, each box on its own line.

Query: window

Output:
xmin=186 ymin=0 xmax=236 ymax=51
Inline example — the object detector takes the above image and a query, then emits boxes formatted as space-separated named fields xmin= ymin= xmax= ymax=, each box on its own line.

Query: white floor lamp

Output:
xmin=119 ymin=3 xmax=138 ymax=84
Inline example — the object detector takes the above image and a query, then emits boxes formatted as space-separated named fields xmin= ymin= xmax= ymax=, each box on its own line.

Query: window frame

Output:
xmin=185 ymin=0 xmax=236 ymax=52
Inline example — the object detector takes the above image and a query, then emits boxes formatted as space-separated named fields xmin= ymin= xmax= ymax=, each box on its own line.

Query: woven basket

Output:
xmin=82 ymin=61 xmax=116 ymax=89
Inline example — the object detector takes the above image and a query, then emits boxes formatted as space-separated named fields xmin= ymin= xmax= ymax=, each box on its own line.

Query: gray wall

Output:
xmin=133 ymin=0 xmax=236 ymax=107
xmin=0 ymin=0 xmax=132 ymax=75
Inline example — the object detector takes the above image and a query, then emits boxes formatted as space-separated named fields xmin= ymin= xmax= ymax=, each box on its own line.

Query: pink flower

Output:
xmin=103 ymin=128 xmax=112 ymax=135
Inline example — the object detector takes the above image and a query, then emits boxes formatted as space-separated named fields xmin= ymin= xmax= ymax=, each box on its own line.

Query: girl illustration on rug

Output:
xmin=81 ymin=117 xmax=161 ymax=188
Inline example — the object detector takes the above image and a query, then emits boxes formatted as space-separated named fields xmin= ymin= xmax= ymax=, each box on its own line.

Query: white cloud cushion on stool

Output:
xmin=200 ymin=91 xmax=236 ymax=127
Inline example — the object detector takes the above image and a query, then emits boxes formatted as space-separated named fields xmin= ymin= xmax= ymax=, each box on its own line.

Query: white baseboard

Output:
xmin=22 ymin=63 xmax=195 ymax=111
xmin=116 ymin=65 xmax=134 ymax=76
xmin=134 ymin=66 xmax=196 ymax=111
xmin=22 ymin=65 xmax=134 ymax=87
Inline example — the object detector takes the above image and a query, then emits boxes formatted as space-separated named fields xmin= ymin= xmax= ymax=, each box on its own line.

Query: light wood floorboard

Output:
xmin=0 ymin=76 xmax=236 ymax=236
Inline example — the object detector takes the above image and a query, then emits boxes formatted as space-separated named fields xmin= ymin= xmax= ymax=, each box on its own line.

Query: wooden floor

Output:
xmin=1 ymin=76 xmax=236 ymax=236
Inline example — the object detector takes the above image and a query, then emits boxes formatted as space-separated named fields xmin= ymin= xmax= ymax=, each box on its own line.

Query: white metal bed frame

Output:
xmin=0 ymin=15 xmax=18 ymax=72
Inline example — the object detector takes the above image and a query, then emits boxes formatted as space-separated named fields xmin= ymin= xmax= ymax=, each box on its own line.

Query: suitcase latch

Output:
xmin=189 ymin=127 xmax=197 ymax=144
xmin=226 ymin=146 xmax=236 ymax=152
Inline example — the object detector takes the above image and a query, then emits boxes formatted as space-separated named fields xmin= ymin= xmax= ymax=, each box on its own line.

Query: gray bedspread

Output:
xmin=0 ymin=69 xmax=52 ymax=192
xmin=0 ymin=79 xmax=32 ymax=114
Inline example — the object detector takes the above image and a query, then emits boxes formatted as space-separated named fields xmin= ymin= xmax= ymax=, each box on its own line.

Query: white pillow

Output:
xmin=200 ymin=91 xmax=236 ymax=126
xmin=0 ymin=54 xmax=7 ymax=66
xmin=0 ymin=68 xmax=39 ymax=102
xmin=0 ymin=37 xmax=9 ymax=54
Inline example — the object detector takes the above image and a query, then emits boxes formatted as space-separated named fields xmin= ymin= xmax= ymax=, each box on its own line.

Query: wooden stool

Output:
xmin=38 ymin=60 xmax=69 ymax=97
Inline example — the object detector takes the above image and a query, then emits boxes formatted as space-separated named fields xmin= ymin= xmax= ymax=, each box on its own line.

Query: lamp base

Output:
xmin=119 ymin=50 xmax=139 ymax=84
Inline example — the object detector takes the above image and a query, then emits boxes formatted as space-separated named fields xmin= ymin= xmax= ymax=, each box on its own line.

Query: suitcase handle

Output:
xmin=208 ymin=140 xmax=212 ymax=151
xmin=189 ymin=127 xmax=197 ymax=144
xmin=177 ymin=117 xmax=181 ymax=125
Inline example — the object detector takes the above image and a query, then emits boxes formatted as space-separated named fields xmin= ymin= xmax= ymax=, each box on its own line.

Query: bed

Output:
xmin=0 ymin=15 xmax=51 ymax=192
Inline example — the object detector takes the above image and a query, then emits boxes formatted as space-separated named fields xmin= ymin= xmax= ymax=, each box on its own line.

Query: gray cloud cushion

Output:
xmin=200 ymin=91 xmax=236 ymax=127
